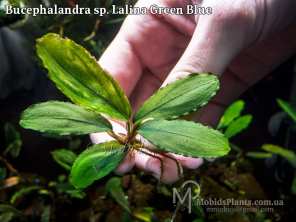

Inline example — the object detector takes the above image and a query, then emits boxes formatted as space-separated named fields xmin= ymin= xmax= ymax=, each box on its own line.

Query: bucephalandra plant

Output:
xmin=20 ymin=33 xmax=230 ymax=189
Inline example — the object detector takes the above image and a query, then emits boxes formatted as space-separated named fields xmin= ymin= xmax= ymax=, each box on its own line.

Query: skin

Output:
xmin=91 ymin=0 xmax=296 ymax=183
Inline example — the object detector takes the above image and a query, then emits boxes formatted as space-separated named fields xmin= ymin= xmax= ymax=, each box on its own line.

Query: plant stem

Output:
xmin=132 ymin=146 xmax=164 ymax=181
xmin=126 ymin=119 xmax=138 ymax=144
xmin=0 ymin=155 xmax=18 ymax=175
xmin=107 ymin=131 xmax=126 ymax=144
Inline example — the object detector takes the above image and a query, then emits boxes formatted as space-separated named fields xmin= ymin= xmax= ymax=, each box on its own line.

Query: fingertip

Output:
xmin=98 ymin=36 xmax=142 ymax=96
xmin=134 ymin=149 xmax=154 ymax=170
xmin=115 ymin=151 xmax=135 ymax=174
xmin=135 ymin=150 xmax=180 ymax=184
xmin=181 ymin=157 xmax=203 ymax=169
xmin=172 ymin=154 xmax=204 ymax=169
xmin=146 ymin=157 xmax=180 ymax=184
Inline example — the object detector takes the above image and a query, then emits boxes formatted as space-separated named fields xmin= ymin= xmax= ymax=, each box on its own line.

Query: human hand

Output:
xmin=91 ymin=0 xmax=296 ymax=183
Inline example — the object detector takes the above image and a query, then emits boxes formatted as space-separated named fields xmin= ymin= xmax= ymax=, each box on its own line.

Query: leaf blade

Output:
xmin=70 ymin=141 xmax=126 ymax=189
xmin=134 ymin=73 xmax=219 ymax=123
xmin=20 ymin=101 xmax=111 ymax=136
xmin=0 ymin=212 xmax=14 ymax=222
xmin=217 ymin=100 xmax=245 ymax=129
xmin=4 ymin=123 xmax=22 ymax=158
xmin=262 ymin=144 xmax=296 ymax=168
xmin=138 ymin=120 xmax=230 ymax=158
xmin=51 ymin=149 xmax=77 ymax=171
xmin=277 ymin=99 xmax=296 ymax=123
xmin=36 ymin=33 xmax=131 ymax=120
xmin=224 ymin=115 xmax=252 ymax=138
xmin=0 ymin=204 xmax=22 ymax=216
xmin=10 ymin=186 xmax=41 ymax=204
xmin=246 ymin=152 xmax=273 ymax=159
xmin=106 ymin=177 xmax=130 ymax=213
xmin=291 ymin=176 xmax=296 ymax=195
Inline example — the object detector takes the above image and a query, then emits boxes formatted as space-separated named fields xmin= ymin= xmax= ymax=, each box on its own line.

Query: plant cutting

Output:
xmin=20 ymin=33 xmax=230 ymax=189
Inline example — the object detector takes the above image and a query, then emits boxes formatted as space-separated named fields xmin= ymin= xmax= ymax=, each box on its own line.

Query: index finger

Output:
xmin=98 ymin=17 xmax=143 ymax=96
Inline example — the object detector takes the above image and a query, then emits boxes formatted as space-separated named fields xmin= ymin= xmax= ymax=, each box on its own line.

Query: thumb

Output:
xmin=162 ymin=5 xmax=256 ymax=126
xmin=163 ymin=6 xmax=252 ymax=85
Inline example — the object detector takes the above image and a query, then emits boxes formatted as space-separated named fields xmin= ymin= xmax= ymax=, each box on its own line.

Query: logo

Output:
xmin=173 ymin=180 xmax=201 ymax=214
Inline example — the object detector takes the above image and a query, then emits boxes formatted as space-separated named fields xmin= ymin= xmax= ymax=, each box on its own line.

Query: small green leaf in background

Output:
xmin=0 ymin=167 xmax=7 ymax=180
xmin=192 ymin=200 xmax=205 ymax=221
xmin=0 ymin=0 xmax=25 ymax=27
xmin=3 ymin=0 xmax=24 ymax=7
xmin=134 ymin=73 xmax=219 ymax=123
xmin=20 ymin=101 xmax=111 ymax=136
xmin=217 ymin=100 xmax=245 ymax=129
xmin=277 ymin=99 xmax=296 ymax=123
xmin=10 ymin=186 xmax=41 ymax=204
xmin=192 ymin=219 xmax=206 ymax=222
xmin=41 ymin=206 xmax=50 ymax=222
xmin=51 ymin=149 xmax=77 ymax=171
xmin=224 ymin=115 xmax=253 ymax=138
xmin=0 ymin=204 xmax=22 ymax=216
xmin=246 ymin=152 xmax=273 ymax=159
xmin=57 ymin=175 xmax=66 ymax=182
xmin=70 ymin=141 xmax=126 ymax=189
xmin=291 ymin=175 xmax=296 ymax=195
xmin=65 ymin=189 xmax=86 ymax=199
xmin=4 ymin=123 xmax=22 ymax=158
xmin=262 ymin=144 xmax=296 ymax=168
xmin=133 ymin=207 xmax=155 ymax=222
xmin=50 ymin=178 xmax=86 ymax=199
xmin=138 ymin=120 xmax=230 ymax=158
xmin=104 ymin=0 xmax=114 ymax=9
xmin=36 ymin=33 xmax=131 ymax=120
xmin=0 ymin=212 xmax=14 ymax=222
xmin=106 ymin=177 xmax=130 ymax=213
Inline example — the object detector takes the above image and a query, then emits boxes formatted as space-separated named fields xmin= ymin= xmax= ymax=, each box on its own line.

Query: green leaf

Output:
xmin=65 ymin=189 xmax=86 ymax=199
xmin=10 ymin=186 xmax=41 ymax=204
xmin=70 ymin=141 xmax=126 ymax=189
xmin=4 ymin=123 xmax=22 ymax=158
xmin=0 ymin=212 xmax=14 ymax=222
xmin=51 ymin=179 xmax=85 ymax=198
xmin=36 ymin=33 xmax=131 ymax=120
xmin=4 ymin=141 xmax=22 ymax=159
xmin=106 ymin=177 xmax=130 ymax=213
xmin=51 ymin=149 xmax=77 ymax=171
xmin=41 ymin=206 xmax=50 ymax=222
xmin=224 ymin=115 xmax=252 ymax=138
xmin=0 ymin=0 xmax=25 ymax=27
xmin=133 ymin=207 xmax=155 ymax=222
xmin=20 ymin=101 xmax=111 ymax=136
xmin=4 ymin=123 xmax=20 ymax=143
xmin=134 ymin=73 xmax=219 ymax=123
xmin=57 ymin=175 xmax=66 ymax=182
xmin=246 ymin=152 xmax=273 ymax=159
xmin=291 ymin=175 xmax=296 ymax=195
xmin=0 ymin=204 xmax=22 ymax=216
xmin=277 ymin=99 xmax=296 ymax=123
xmin=217 ymin=100 xmax=245 ymax=129
xmin=192 ymin=219 xmax=206 ymax=222
xmin=0 ymin=167 xmax=7 ymax=180
xmin=262 ymin=144 xmax=296 ymax=168
xmin=138 ymin=120 xmax=230 ymax=158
